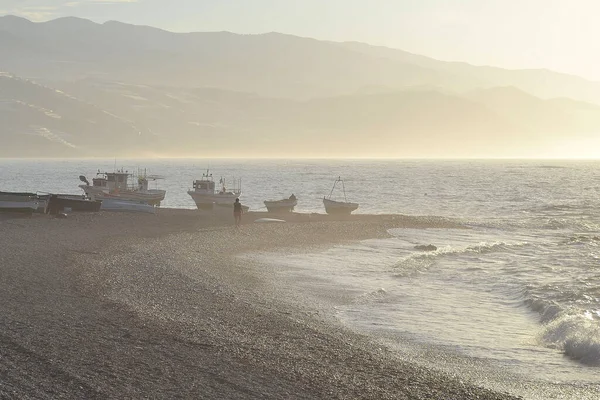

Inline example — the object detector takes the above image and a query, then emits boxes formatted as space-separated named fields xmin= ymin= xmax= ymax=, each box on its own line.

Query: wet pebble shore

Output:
xmin=0 ymin=210 xmax=519 ymax=399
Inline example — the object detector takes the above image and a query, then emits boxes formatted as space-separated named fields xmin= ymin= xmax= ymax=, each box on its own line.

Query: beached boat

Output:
xmin=47 ymin=194 xmax=102 ymax=215
xmin=0 ymin=191 xmax=39 ymax=214
xmin=323 ymin=198 xmax=359 ymax=214
xmin=0 ymin=201 xmax=39 ymax=214
xmin=100 ymin=199 xmax=156 ymax=214
xmin=188 ymin=169 xmax=241 ymax=210
xmin=79 ymin=169 xmax=165 ymax=206
xmin=0 ymin=191 xmax=38 ymax=199
xmin=323 ymin=177 xmax=359 ymax=215
xmin=264 ymin=194 xmax=297 ymax=213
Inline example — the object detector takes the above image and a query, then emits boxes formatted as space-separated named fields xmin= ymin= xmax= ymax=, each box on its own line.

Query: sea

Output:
xmin=1 ymin=158 xmax=599 ymax=399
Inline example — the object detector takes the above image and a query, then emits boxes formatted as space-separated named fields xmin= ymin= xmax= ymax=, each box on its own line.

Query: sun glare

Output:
xmin=546 ymin=137 xmax=600 ymax=159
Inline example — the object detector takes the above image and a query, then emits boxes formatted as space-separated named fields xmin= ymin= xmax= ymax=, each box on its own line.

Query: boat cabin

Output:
xmin=192 ymin=175 xmax=216 ymax=194
xmin=91 ymin=171 xmax=131 ymax=192
xmin=192 ymin=179 xmax=216 ymax=192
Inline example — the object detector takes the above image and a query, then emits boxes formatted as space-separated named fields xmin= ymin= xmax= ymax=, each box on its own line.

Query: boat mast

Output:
xmin=328 ymin=177 xmax=337 ymax=199
xmin=329 ymin=176 xmax=348 ymax=200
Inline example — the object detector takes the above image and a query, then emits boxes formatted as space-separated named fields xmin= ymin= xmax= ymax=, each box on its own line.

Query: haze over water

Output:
xmin=4 ymin=3 xmax=600 ymax=399
xmin=2 ymin=158 xmax=599 ymax=399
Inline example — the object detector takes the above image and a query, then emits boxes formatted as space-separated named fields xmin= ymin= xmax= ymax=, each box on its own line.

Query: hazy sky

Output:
xmin=1 ymin=0 xmax=599 ymax=81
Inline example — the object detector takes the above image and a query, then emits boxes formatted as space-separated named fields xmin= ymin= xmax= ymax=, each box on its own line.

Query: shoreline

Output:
xmin=0 ymin=210 xmax=518 ymax=399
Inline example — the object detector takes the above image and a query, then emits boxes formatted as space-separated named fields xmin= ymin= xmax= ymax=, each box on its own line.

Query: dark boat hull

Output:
xmin=0 ymin=192 xmax=49 ymax=213
xmin=0 ymin=191 xmax=37 ymax=197
xmin=0 ymin=192 xmax=39 ymax=215
xmin=47 ymin=195 xmax=102 ymax=215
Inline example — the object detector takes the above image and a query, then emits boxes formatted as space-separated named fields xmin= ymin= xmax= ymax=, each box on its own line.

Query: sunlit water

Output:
xmin=2 ymin=158 xmax=599 ymax=398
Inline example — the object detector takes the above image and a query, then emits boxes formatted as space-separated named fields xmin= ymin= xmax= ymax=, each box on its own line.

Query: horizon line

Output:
xmin=2 ymin=156 xmax=600 ymax=161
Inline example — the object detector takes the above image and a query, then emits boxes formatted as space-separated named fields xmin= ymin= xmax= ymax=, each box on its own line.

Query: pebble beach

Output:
xmin=0 ymin=209 xmax=520 ymax=399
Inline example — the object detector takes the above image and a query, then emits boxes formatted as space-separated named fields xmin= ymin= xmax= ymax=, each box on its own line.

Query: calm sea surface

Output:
xmin=2 ymin=158 xmax=599 ymax=399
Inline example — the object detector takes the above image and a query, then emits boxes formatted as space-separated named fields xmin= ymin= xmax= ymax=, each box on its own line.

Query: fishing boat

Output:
xmin=264 ymin=194 xmax=297 ymax=213
xmin=79 ymin=169 xmax=165 ymax=206
xmin=323 ymin=177 xmax=359 ymax=215
xmin=188 ymin=169 xmax=241 ymax=210
xmin=0 ymin=191 xmax=40 ymax=214
xmin=47 ymin=194 xmax=102 ymax=215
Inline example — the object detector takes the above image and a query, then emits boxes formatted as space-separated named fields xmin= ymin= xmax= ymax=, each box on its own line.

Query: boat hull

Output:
xmin=47 ymin=195 xmax=102 ymax=215
xmin=0 ymin=191 xmax=37 ymax=196
xmin=0 ymin=192 xmax=40 ymax=215
xmin=0 ymin=200 xmax=39 ymax=214
xmin=264 ymin=199 xmax=297 ymax=213
xmin=79 ymin=185 xmax=165 ymax=206
xmin=188 ymin=191 xmax=241 ymax=210
xmin=323 ymin=198 xmax=359 ymax=215
xmin=0 ymin=192 xmax=49 ymax=214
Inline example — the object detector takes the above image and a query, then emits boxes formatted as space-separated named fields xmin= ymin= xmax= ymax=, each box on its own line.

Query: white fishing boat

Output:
xmin=0 ymin=192 xmax=40 ymax=214
xmin=323 ymin=177 xmax=359 ymax=215
xmin=264 ymin=194 xmax=297 ymax=213
xmin=79 ymin=169 xmax=165 ymax=206
xmin=188 ymin=169 xmax=241 ymax=210
xmin=100 ymin=199 xmax=156 ymax=214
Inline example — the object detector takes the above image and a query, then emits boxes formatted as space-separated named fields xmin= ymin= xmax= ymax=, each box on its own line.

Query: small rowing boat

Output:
xmin=323 ymin=177 xmax=359 ymax=215
xmin=264 ymin=194 xmax=297 ymax=213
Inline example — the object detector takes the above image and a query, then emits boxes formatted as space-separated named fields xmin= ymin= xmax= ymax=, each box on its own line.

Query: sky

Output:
xmin=0 ymin=0 xmax=599 ymax=81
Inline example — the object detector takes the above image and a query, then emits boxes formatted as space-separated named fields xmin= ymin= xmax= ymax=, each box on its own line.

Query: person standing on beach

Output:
xmin=233 ymin=198 xmax=243 ymax=226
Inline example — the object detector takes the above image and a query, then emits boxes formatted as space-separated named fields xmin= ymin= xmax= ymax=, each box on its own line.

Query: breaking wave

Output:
xmin=525 ymin=295 xmax=600 ymax=365
xmin=539 ymin=312 xmax=600 ymax=366
xmin=392 ymin=241 xmax=529 ymax=276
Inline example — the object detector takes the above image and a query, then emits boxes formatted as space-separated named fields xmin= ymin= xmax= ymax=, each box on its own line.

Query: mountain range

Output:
xmin=1 ymin=15 xmax=599 ymax=158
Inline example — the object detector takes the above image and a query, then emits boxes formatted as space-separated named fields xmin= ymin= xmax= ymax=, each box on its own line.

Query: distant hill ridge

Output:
xmin=1 ymin=15 xmax=600 ymax=157
xmin=2 ymin=15 xmax=600 ymax=102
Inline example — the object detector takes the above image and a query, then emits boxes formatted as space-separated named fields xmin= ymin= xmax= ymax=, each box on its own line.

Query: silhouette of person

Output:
xmin=233 ymin=198 xmax=243 ymax=226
